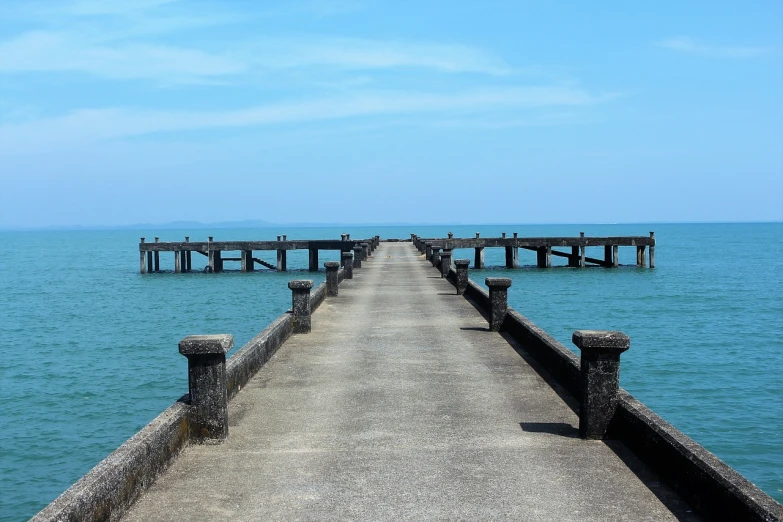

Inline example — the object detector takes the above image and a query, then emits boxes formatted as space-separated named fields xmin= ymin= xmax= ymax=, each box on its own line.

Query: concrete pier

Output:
xmin=122 ymin=242 xmax=697 ymax=521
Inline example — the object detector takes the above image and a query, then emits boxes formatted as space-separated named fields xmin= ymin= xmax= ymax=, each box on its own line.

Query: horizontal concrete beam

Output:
xmin=140 ymin=239 xmax=376 ymax=252
xmin=416 ymin=236 xmax=656 ymax=248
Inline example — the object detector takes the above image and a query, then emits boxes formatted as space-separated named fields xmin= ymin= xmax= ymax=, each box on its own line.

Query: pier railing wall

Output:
xmin=441 ymin=261 xmax=781 ymax=521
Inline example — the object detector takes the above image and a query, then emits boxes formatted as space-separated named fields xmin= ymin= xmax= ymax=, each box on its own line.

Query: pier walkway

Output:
xmin=123 ymin=242 xmax=693 ymax=521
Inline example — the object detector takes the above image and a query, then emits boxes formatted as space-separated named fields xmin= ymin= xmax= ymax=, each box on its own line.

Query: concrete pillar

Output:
xmin=241 ymin=250 xmax=253 ymax=272
xmin=569 ymin=246 xmax=579 ymax=267
xmin=485 ymin=278 xmax=512 ymax=332
xmin=448 ymin=232 xmax=454 ymax=239
xmin=179 ymin=334 xmax=233 ymax=443
xmin=341 ymin=251 xmax=353 ymax=279
xmin=513 ymin=232 xmax=518 ymax=238
xmin=180 ymin=251 xmax=187 ymax=272
xmin=425 ymin=244 xmax=433 ymax=261
xmin=154 ymin=239 xmax=160 ymax=272
xmin=140 ymin=253 xmax=146 ymax=274
xmin=174 ymin=250 xmax=181 ymax=273
xmin=580 ymin=232 xmax=586 ymax=268
xmin=474 ymin=247 xmax=485 ymax=269
xmin=475 ymin=232 xmax=480 ymax=238
xmin=649 ymin=232 xmax=655 ymax=268
xmin=431 ymin=247 xmax=441 ymax=268
xmin=572 ymin=330 xmax=631 ymax=440
xmin=325 ymin=262 xmax=339 ymax=296
xmin=440 ymin=249 xmax=453 ymax=278
xmin=536 ymin=247 xmax=546 ymax=268
xmin=288 ymin=280 xmax=314 ymax=334
xmin=604 ymin=245 xmax=612 ymax=267
xmin=353 ymin=246 xmax=363 ymax=268
xmin=455 ymin=259 xmax=470 ymax=295
xmin=309 ymin=248 xmax=319 ymax=272
xmin=185 ymin=237 xmax=191 ymax=272
xmin=501 ymin=232 xmax=506 ymax=238
xmin=361 ymin=243 xmax=369 ymax=260
xmin=637 ymin=245 xmax=647 ymax=267
xmin=613 ymin=245 xmax=619 ymax=268
xmin=147 ymin=251 xmax=153 ymax=273
xmin=546 ymin=246 xmax=552 ymax=268
xmin=505 ymin=246 xmax=519 ymax=269
xmin=209 ymin=251 xmax=222 ymax=273
xmin=341 ymin=234 xmax=347 ymax=241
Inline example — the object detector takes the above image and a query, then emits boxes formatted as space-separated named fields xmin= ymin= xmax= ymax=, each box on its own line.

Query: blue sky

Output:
xmin=0 ymin=0 xmax=781 ymax=227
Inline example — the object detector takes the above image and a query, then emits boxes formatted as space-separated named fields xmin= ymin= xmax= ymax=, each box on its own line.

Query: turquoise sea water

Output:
xmin=1 ymin=223 xmax=781 ymax=520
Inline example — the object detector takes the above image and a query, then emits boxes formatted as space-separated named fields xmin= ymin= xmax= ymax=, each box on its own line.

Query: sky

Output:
xmin=0 ymin=0 xmax=781 ymax=228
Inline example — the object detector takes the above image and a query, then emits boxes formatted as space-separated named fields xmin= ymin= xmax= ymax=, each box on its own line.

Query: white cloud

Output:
xmin=0 ymin=86 xmax=613 ymax=154
xmin=657 ymin=37 xmax=773 ymax=58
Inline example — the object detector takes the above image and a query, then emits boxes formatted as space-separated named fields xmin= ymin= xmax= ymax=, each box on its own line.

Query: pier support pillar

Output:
xmin=649 ymin=232 xmax=655 ymax=268
xmin=308 ymin=248 xmax=319 ymax=272
xmin=637 ymin=246 xmax=647 ymax=267
xmin=486 ymin=278 xmax=512 ymax=332
xmin=455 ymin=259 xmax=470 ymax=295
xmin=180 ymin=251 xmax=187 ymax=273
xmin=325 ymin=262 xmax=339 ymax=296
xmin=241 ymin=250 xmax=254 ymax=272
xmin=289 ymin=280 xmax=314 ymax=334
xmin=186 ymin=252 xmax=192 ymax=272
xmin=505 ymin=246 xmax=519 ymax=269
xmin=546 ymin=246 xmax=552 ymax=268
xmin=440 ymin=249 xmax=453 ymax=278
xmin=569 ymin=246 xmax=579 ymax=267
xmin=147 ymin=252 xmax=153 ymax=273
xmin=174 ymin=251 xmax=181 ymax=273
xmin=353 ymin=246 xmax=363 ymax=269
xmin=208 ymin=250 xmax=222 ymax=273
xmin=361 ymin=243 xmax=370 ymax=261
xmin=474 ymin=247 xmax=485 ymax=269
xmin=613 ymin=245 xmax=619 ymax=268
xmin=276 ymin=250 xmax=287 ymax=272
xmin=154 ymin=252 xmax=160 ymax=272
xmin=179 ymin=334 xmax=233 ymax=443
xmin=425 ymin=244 xmax=433 ymax=261
xmin=604 ymin=245 xmax=612 ymax=267
xmin=140 ymin=251 xmax=147 ymax=274
xmin=341 ymin=251 xmax=353 ymax=279
xmin=572 ymin=330 xmax=630 ymax=440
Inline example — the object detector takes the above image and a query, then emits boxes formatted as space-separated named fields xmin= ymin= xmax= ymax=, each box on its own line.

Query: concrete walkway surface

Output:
xmin=123 ymin=242 xmax=698 ymax=521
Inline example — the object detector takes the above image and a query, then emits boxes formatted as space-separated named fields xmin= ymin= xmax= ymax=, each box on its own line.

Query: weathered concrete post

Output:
xmin=241 ymin=250 xmax=254 ymax=272
xmin=425 ymin=243 xmax=433 ymax=261
xmin=361 ymin=243 xmax=369 ymax=260
xmin=341 ymin=251 xmax=353 ymax=279
xmin=140 ymin=238 xmax=147 ymax=274
xmin=345 ymin=234 xmax=350 ymax=240
xmin=448 ymin=232 xmax=454 ymax=239
xmin=431 ymin=247 xmax=441 ymax=268
xmin=580 ymin=232 xmax=586 ymax=268
xmin=572 ymin=330 xmax=630 ymax=440
xmin=637 ymin=245 xmax=647 ymax=267
xmin=485 ymin=277 xmax=512 ymax=332
xmin=276 ymin=236 xmax=287 ymax=272
xmin=178 ymin=334 xmax=233 ymax=443
xmin=147 ymin=251 xmax=153 ymax=274
xmin=185 ymin=237 xmax=191 ymax=272
xmin=174 ymin=250 xmax=181 ymax=273
xmin=613 ymin=245 xmax=619 ymax=268
xmin=474 ymin=247 xmax=485 ymax=269
xmin=154 ymin=237 xmax=160 ymax=272
xmin=649 ymin=232 xmax=655 ymax=268
xmin=180 ymin=251 xmax=187 ymax=273
xmin=569 ymin=246 xmax=579 ymax=267
xmin=502 ymin=232 xmax=506 ymax=238
xmin=353 ymin=246 xmax=363 ymax=269
xmin=475 ymin=232 xmax=480 ymax=238
xmin=455 ymin=259 xmax=470 ymax=295
xmin=604 ymin=245 xmax=612 ymax=267
xmin=288 ymin=280 xmax=314 ymax=334
xmin=505 ymin=246 xmax=519 ymax=269
xmin=325 ymin=261 xmax=339 ymax=296
xmin=440 ymin=249 xmax=453 ymax=278
xmin=309 ymin=248 xmax=319 ymax=272
xmin=341 ymin=234 xmax=347 ymax=241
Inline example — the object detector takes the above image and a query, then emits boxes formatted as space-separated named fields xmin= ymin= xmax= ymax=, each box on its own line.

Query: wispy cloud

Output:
xmin=0 ymin=86 xmax=614 ymax=154
xmin=656 ymin=37 xmax=774 ymax=58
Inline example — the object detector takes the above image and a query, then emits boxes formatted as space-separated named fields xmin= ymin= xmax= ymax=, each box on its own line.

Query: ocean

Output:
xmin=1 ymin=223 xmax=781 ymax=520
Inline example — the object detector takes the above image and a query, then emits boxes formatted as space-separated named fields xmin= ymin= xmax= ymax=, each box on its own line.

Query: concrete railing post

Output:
xmin=455 ymin=259 xmax=470 ymax=295
xmin=425 ymin=243 xmax=433 ymax=260
xmin=325 ymin=261 xmax=339 ymax=296
xmin=288 ymin=280 xmax=314 ymax=333
xmin=485 ymin=278 xmax=512 ymax=331
xmin=361 ymin=242 xmax=369 ymax=260
xmin=431 ymin=247 xmax=441 ymax=268
xmin=353 ymin=246 xmax=363 ymax=269
xmin=178 ymin=334 xmax=233 ymax=443
xmin=572 ymin=330 xmax=631 ymax=440
xmin=440 ymin=249 xmax=453 ymax=278
xmin=341 ymin=251 xmax=353 ymax=279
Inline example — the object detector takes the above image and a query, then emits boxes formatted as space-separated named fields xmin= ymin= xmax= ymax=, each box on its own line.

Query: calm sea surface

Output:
xmin=1 ymin=223 xmax=781 ymax=520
